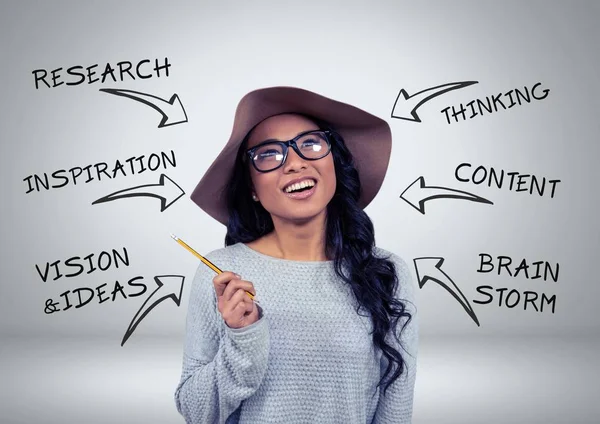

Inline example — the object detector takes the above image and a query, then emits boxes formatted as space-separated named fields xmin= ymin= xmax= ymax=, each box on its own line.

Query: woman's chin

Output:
xmin=270 ymin=207 xmax=327 ymax=225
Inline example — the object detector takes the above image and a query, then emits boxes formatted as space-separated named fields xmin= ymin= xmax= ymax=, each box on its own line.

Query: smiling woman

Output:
xmin=175 ymin=86 xmax=418 ymax=424
xmin=240 ymin=116 xmax=337 ymax=234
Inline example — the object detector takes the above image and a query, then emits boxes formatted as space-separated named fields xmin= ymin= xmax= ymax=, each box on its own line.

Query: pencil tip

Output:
xmin=170 ymin=233 xmax=178 ymax=240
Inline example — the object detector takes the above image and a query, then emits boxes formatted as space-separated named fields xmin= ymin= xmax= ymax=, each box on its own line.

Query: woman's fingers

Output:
xmin=223 ymin=280 xmax=256 ymax=303
xmin=213 ymin=270 xmax=259 ymax=329
xmin=222 ymin=289 xmax=255 ymax=327
xmin=212 ymin=271 xmax=239 ymax=297
xmin=213 ymin=272 xmax=256 ymax=301
xmin=225 ymin=288 xmax=252 ymax=314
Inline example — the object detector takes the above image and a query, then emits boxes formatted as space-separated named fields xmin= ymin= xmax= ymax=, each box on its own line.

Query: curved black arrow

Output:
xmin=100 ymin=88 xmax=188 ymax=128
xmin=121 ymin=274 xmax=185 ymax=346
xmin=391 ymin=81 xmax=478 ymax=122
xmin=400 ymin=176 xmax=493 ymax=214
xmin=92 ymin=173 xmax=185 ymax=212
xmin=414 ymin=257 xmax=480 ymax=326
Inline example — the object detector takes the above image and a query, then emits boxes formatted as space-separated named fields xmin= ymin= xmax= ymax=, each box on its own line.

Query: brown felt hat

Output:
xmin=190 ymin=86 xmax=392 ymax=225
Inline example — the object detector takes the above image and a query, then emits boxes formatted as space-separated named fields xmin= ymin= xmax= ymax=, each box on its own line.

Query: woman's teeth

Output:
xmin=284 ymin=180 xmax=315 ymax=193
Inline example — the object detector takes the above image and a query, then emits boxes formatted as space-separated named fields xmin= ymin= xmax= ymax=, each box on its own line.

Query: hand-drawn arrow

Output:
xmin=121 ymin=274 xmax=185 ymax=346
xmin=391 ymin=81 xmax=478 ymax=122
xmin=414 ymin=257 xmax=480 ymax=326
xmin=400 ymin=176 xmax=493 ymax=214
xmin=92 ymin=173 xmax=185 ymax=212
xmin=99 ymin=88 xmax=188 ymax=128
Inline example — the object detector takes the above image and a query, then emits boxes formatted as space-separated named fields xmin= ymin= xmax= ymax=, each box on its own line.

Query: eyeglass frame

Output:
xmin=243 ymin=129 xmax=332 ymax=173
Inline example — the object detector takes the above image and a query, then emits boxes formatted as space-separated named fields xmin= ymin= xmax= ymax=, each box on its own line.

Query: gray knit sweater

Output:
xmin=174 ymin=242 xmax=418 ymax=423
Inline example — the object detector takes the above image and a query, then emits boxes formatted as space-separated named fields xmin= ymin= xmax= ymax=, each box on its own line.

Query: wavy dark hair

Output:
xmin=223 ymin=115 xmax=413 ymax=395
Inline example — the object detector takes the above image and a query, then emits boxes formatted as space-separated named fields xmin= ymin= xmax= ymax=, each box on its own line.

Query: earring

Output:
xmin=252 ymin=194 xmax=259 ymax=201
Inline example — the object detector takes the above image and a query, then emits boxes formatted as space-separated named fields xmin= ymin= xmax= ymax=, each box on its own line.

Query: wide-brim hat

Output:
xmin=190 ymin=86 xmax=392 ymax=225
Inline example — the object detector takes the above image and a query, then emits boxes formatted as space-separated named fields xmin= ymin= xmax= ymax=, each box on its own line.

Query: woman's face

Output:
xmin=246 ymin=113 xmax=336 ymax=225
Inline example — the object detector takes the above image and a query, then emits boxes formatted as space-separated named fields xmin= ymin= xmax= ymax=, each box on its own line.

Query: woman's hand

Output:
xmin=213 ymin=271 xmax=259 ymax=329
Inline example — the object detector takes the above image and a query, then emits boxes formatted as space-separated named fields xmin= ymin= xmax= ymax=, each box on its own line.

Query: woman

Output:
xmin=174 ymin=87 xmax=418 ymax=423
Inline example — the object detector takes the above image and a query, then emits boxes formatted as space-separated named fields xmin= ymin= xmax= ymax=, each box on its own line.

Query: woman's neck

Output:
xmin=262 ymin=214 xmax=329 ymax=261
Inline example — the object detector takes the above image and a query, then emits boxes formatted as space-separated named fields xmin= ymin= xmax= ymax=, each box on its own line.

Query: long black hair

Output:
xmin=223 ymin=115 xmax=413 ymax=395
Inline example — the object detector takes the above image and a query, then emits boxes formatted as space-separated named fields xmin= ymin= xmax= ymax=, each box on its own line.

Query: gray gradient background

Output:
xmin=1 ymin=1 xmax=599 ymax=423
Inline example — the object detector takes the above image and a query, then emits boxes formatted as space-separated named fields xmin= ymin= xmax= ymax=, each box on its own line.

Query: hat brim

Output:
xmin=190 ymin=86 xmax=392 ymax=226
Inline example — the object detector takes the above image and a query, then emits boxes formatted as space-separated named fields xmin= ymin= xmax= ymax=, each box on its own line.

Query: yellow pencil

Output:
xmin=170 ymin=234 xmax=258 ymax=304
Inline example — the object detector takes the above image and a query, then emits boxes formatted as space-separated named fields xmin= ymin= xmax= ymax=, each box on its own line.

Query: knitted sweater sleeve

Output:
xmin=174 ymin=260 xmax=271 ymax=424
xmin=372 ymin=253 xmax=419 ymax=424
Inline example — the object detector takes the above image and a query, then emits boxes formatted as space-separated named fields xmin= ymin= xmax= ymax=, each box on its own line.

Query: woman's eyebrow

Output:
xmin=257 ymin=129 xmax=317 ymax=144
xmin=257 ymin=137 xmax=281 ymax=144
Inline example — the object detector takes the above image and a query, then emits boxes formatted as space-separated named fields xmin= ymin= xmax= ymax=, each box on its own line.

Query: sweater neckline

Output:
xmin=238 ymin=242 xmax=335 ymax=266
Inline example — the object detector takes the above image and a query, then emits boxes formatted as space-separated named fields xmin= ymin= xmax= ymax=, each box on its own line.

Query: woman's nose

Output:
xmin=282 ymin=147 xmax=307 ymax=172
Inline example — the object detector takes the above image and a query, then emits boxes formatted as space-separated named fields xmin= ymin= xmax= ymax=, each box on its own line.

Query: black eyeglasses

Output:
xmin=244 ymin=130 xmax=332 ymax=173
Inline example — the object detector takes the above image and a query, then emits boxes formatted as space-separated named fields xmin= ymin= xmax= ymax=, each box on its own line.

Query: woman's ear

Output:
xmin=249 ymin=181 xmax=259 ymax=201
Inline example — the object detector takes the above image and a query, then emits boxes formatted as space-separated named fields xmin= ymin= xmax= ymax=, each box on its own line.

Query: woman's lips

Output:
xmin=283 ymin=182 xmax=317 ymax=200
